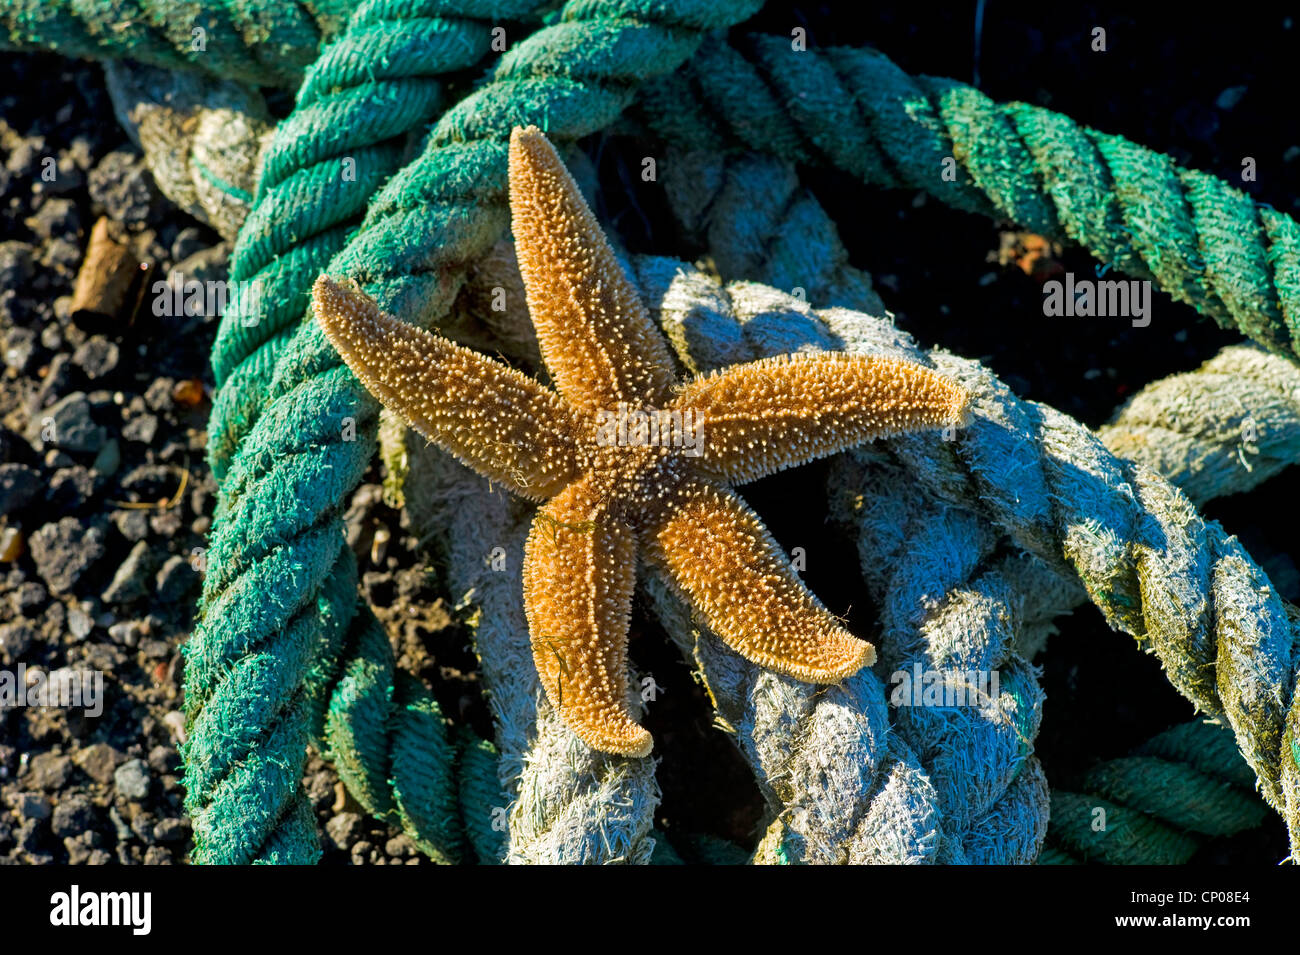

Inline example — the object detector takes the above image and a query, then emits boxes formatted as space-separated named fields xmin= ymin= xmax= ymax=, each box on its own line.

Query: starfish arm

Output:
xmin=671 ymin=353 xmax=971 ymax=485
xmin=508 ymin=126 xmax=678 ymax=410
xmin=522 ymin=473 xmax=652 ymax=757
xmin=313 ymin=276 xmax=580 ymax=501
xmin=642 ymin=478 xmax=875 ymax=681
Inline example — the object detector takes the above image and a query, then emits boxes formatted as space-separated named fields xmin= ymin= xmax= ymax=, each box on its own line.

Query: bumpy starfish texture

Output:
xmin=313 ymin=125 xmax=972 ymax=758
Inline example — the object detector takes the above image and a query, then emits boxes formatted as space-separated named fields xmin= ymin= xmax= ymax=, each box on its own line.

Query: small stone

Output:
xmin=130 ymin=810 xmax=156 ymax=845
xmin=0 ymin=526 xmax=25 ymax=563
xmin=87 ymin=151 xmax=161 ymax=228
xmin=101 ymin=540 xmax=155 ymax=605
xmin=28 ymin=517 xmax=106 ymax=593
xmin=325 ymin=812 xmax=364 ymax=851
xmin=40 ymin=323 xmax=63 ymax=350
xmin=34 ymin=354 xmax=75 ymax=410
xmin=31 ymin=391 xmax=106 ymax=454
xmin=72 ymin=336 xmax=119 ymax=380
xmin=91 ymin=438 xmax=120 ymax=477
xmin=143 ymin=846 xmax=172 ymax=865
xmin=107 ymin=620 xmax=145 ymax=647
xmin=162 ymin=710 xmax=187 ymax=744
xmin=68 ymin=606 xmax=93 ymax=639
xmin=12 ymin=792 xmax=51 ymax=821
xmin=0 ymin=241 xmax=34 ymax=288
xmin=73 ymin=742 xmax=125 ymax=785
xmin=143 ymin=378 xmax=175 ymax=413
xmin=43 ymin=449 xmax=74 ymax=470
xmin=155 ymin=555 xmax=196 ymax=603
xmin=9 ymin=582 xmax=47 ymax=615
xmin=46 ymin=466 xmax=95 ymax=511
xmin=147 ymin=745 xmax=179 ymax=775
xmin=65 ymin=836 xmax=92 ymax=864
xmin=26 ymin=752 xmax=72 ymax=791
xmin=50 ymin=794 xmax=95 ymax=838
xmin=108 ymin=806 xmax=133 ymax=843
xmin=152 ymin=817 xmax=187 ymax=844
xmin=3 ymin=326 xmax=38 ymax=374
xmin=172 ymin=379 xmax=205 ymax=408
xmin=385 ymin=834 xmax=416 ymax=858
xmin=149 ymin=509 xmax=183 ymax=537
xmin=0 ymin=463 xmax=42 ymax=515
xmin=110 ymin=508 xmax=150 ymax=542
xmin=24 ymin=197 xmax=80 ymax=241
xmin=113 ymin=758 xmax=150 ymax=801
xmin=121 ymin=413 xmax=158 ymax=445
xmin=0 ymin=615 xmax=36 ymax=661
xmin=1216 ymin=85 xmax=1248 ymax=110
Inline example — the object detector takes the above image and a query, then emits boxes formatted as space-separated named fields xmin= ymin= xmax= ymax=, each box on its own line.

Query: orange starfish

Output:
xmin=313 ymin=126 xmax=971 ymax=757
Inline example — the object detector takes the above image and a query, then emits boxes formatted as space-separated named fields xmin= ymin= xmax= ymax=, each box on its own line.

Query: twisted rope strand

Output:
xmin=187 ymin=0 xmax=764 ymax=864
xmin=636 ymin=38 xmax=1300 ymax=360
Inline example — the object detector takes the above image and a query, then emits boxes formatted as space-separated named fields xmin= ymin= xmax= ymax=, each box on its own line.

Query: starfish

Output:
xmin=312 ymin=126 xmax=971 ymax=757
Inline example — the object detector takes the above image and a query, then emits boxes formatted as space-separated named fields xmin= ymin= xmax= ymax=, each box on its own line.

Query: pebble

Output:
xmin=67 ymin=606 xmax=93 ymax=640
xmin=0 ymin=240 xmax=34 ymax=288
xmin=161 ymin=710 xmax=187 ymax=744
xmin=110 ymin=508 xmax=150 ymax=542
xmin=0 ymin=621 xmax=35 ymax=664
xmin=87 ymin=150 xmax=160 ymax=228
xmin=25 ymin=752 xmax=72 ymax=791
xmin=143 ymin=378 xmax=175 ymax=413
xmin=33 ymin=354 xmax=74 ymax=410
xmin=101 ymin=540 xmax=155 ymax=606
xmin=113 ymin=758 xmax=150 ymax=801
xmin=8 ymin=582 xmax=47 ymax=615
xmin=12 ymin=791 xmax=51 ymax=821
xmin=152 ymin=817 xmax=187 ymax=844
xmin=71 ymin=336 xmax=119 ymax=380
xmin=91 ymin=437 xmax=120 ymax=477
xmin=0 ymin=462 xmax=42 ymax=515
xmin=147 ymin=745 xmax=179 ymax=775
xmin=72 ymin=742 xmax=124 ymax=785
xmin=121 ymin=413 xmax=158 ymax=444
xmin=32 ymin=391 xmax=106 ymax=454
xmin=46 ymin=466 xmax=95 ymax=511
xmin=326 ymin=811 xmax=364 ymax=851
xmin=107 ymin=620 xmax=145 ymax=648
xmin=23 ymin=197 xmax=80 ymax=242
xmin=0 ymin=620 xmax=36 ymax=663
xmin=28 ymin=516 xmax=106 ymax=593
xmin=3 ymin=326 xmax=38 ymax=374
xmin=50 ymin=794 xmax=95 ymax=838
xmin=155 ymin=555 xmax=197 ymax=603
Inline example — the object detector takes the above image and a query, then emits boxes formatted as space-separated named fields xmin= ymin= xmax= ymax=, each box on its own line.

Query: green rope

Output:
xmin=0 ymin=0 xmax=356 ymax=87
xmin=636 ymin=38 xmax=1300 ymax=361
xmin=188 ymin=0 xmax=765 ymax=864
xmin=1046 ymin=720 xmax=1270 ymax=864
